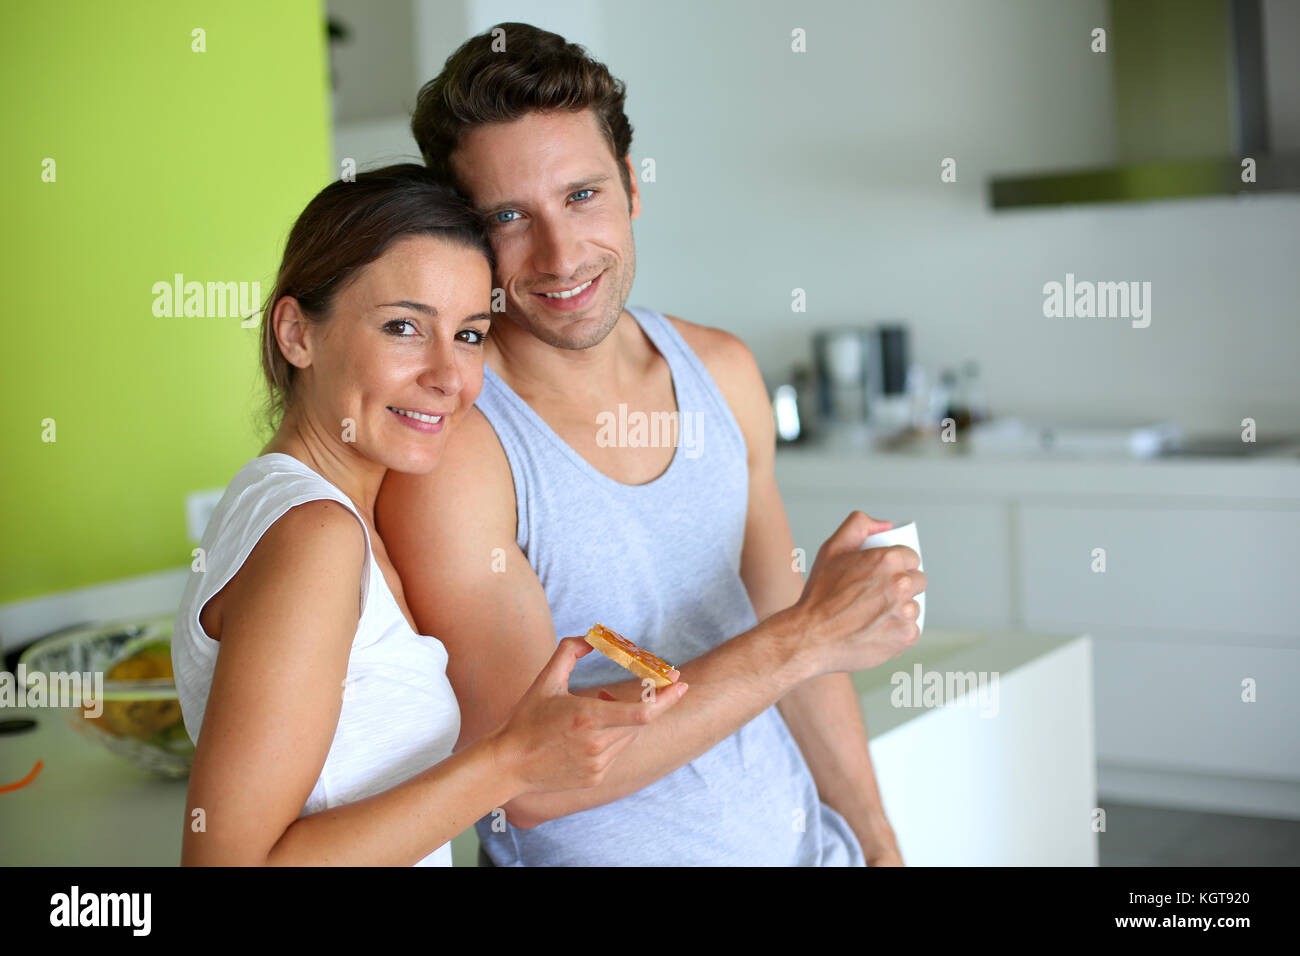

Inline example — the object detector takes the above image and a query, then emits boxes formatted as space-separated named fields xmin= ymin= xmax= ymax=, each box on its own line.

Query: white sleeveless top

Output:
xmin=172 ymin=453 xmax=461 ymax=866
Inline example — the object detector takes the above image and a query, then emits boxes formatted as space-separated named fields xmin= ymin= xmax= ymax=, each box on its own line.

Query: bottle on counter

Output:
xmin=771 ymin=364 xmax=819 ymax=444
xmin=938 ymin=368 xmax=971 ymax=429
xmin=962 ymin=360 xmax=989 ymax=425
xmin=905 ymin=365 xmax=930 ymax=430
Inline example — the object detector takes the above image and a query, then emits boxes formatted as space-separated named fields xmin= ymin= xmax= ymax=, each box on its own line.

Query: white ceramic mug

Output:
xmin=859 ymin=521 xmax=925 ymax=634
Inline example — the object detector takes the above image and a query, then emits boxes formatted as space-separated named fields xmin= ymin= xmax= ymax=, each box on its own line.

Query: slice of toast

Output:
xmin=583 ymin=623 xmax=677 ymax=688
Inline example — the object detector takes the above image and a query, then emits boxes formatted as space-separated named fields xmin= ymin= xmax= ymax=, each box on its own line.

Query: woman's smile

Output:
xmin=387 ymin=405 xmax=448 ymax=434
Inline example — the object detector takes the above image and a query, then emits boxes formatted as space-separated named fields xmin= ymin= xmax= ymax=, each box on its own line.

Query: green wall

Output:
xmin=1 ymin=1 xmax=332 ymax=602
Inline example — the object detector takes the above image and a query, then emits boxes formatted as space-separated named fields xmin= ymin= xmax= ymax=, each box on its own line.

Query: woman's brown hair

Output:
xmin=411 ymin=22 xmax=634 ymax=205
xmin=258 ymin=163 xmax=493 ymax=428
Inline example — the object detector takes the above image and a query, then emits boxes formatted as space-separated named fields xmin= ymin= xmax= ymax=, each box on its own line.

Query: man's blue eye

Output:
xmin=571 ymin=189 xmax=594 ymax=202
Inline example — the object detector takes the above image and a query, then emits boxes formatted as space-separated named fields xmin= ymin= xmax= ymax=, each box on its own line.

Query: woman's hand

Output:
xmin=490 ymin=637 xmax=689 ymax=794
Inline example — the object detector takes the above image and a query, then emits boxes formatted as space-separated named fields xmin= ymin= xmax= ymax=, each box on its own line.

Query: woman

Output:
xmin=171 ymin=165 xmax=687 ymax=866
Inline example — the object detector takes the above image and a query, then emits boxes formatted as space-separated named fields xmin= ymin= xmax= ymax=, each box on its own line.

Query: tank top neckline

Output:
xmin=481 ymin=306 xmax=687 ymax=492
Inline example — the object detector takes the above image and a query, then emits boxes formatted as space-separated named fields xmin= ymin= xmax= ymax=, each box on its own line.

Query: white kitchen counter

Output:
xmin=774 ymin=442 xmax=1300 ymax=821
xmin=775 ymin=442 xmax=1300 ymax=501
xmin=451 ymin=627 xmax=1095 ymax=866
xmin=0 ymin=706 xmax=187 ymax=866
xmin=1 ymin=627 xmax=1094 ymax=866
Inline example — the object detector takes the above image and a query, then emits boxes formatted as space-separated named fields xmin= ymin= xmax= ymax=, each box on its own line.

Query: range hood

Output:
xmin=990 ymin=0 xmax=1300 ymax=208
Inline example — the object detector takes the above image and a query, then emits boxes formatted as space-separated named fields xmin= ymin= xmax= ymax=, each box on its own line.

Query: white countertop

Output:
xmin=776 ymin=441 xmax=1300 ymax=500
xmin=0 ymin=706 xmax=187 ymax=866
xmin=0 ymin=626 xmax=1084 ymax=866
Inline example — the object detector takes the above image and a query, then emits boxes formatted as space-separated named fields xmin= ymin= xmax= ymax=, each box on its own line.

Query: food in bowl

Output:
xmin=18 ymin=617 xmax=194 ymax=778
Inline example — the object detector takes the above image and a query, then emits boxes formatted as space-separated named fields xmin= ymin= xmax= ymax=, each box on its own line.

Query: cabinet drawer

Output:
xmin=1019 ymin=506 xmax=1300 ymax=638
xmin=1093 ymin=639 xmax=1300 ymax=780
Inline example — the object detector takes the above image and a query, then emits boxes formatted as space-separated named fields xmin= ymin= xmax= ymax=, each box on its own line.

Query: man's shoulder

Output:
xmin=658 ymin=312 xmax=772 ymax=461
xmin=378 ymin=406 xmax=514 ymax=530
xmin=660 ymin=312 xmax=755 ymax=375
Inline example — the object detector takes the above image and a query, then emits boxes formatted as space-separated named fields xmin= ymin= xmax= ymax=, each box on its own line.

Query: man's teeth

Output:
xmin=542 ymin=278 xmax=594 ymax=299
xmin=392 ymin=408 xmax=442 ymax=424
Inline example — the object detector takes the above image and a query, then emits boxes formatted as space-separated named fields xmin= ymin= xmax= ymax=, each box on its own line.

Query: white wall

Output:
xmin=591 ymin=0 xmax=1299 ymax=434
xmin=333 ymin=0 xmax=1300 ymax=434
xmin=328 ymin=0 xmax=418 ymax=123
xmin=465 ymin=0 xmax=606 ymax=55
xmin=329 ymin=0 xmax=599 ymax=169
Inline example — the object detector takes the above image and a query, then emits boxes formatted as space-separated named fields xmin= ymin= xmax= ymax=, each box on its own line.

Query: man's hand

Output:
xmin=783 ymin=510 xmax=926 ymax=677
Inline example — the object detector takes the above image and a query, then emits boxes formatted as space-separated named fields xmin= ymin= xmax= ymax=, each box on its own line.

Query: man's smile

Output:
xmin=529 ymin=271 xmax=603 ymax=312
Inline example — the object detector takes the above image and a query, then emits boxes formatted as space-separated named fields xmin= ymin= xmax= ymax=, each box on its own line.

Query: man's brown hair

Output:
xmin=411 ymin=22 xmax=634 ymax=205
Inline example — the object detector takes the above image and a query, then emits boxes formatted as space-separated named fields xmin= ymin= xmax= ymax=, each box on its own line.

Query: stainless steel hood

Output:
xmin=990 ymin=0 xmax=1300 ymax=208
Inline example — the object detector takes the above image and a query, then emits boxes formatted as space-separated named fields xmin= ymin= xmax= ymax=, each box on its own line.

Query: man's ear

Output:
xmin=272 ymin=296 xmax=314 ymax=371
xmin=623 ymin=155 xmax=642 ymax=221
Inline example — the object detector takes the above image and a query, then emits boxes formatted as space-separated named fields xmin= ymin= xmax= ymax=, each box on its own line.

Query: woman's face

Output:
xmin=283 ymin=234 xmax=493 ymax=475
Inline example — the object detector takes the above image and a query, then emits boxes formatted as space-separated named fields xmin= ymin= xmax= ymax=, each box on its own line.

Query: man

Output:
xmin=377 ymin=22 xmax=925 ymax=866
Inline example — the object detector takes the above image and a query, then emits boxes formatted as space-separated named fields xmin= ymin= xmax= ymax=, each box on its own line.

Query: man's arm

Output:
xmin=672 ymin=315 xmax=907 ymax=866
xmin=377 ymin=407 xmax=816 ymax=828
xmin=377 ymin=382 xmax=921 ymax=831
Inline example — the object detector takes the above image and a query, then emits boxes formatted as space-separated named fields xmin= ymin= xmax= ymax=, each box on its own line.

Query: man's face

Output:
xmin=450 ymin=109 xmax=641 ymax=351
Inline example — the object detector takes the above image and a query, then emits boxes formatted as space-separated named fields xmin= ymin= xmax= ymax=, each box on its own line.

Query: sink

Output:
xmin=961 ymin=420 xmax=1300 ymax=460
xmin=1159 ymin=436 xmax=1300 ymax=458
xmin=963 ymin=420 xmax=1184 ymax=458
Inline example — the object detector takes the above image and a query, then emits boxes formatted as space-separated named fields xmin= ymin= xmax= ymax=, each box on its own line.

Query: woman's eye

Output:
xmin=383 ymin=319 xmax=417 ymax=336
xmin=458 ymin=328 xmax=489 ymax=345
xmin=570 ymin=188 xmax=594 ymax=202
xmin=493 ymin=209 xmax=520 ymax=224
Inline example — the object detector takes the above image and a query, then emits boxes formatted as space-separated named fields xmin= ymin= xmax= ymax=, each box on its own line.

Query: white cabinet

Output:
xmin=774 ymin=448 xmax=1300 ymax=818
xmin=863 ymin=633 xmax=1098 ymax=866
xmin=1017 ymin=505 xmax=1300 ymax=783
xmin=1092 ymin=639 xmax=1300 ymax=780
xmin=1018 ymin=506 xmax=1300 ymax=639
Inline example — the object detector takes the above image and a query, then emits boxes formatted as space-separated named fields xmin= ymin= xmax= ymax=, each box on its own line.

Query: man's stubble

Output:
xmin=498 ymin=227 xmax=637 ymax=353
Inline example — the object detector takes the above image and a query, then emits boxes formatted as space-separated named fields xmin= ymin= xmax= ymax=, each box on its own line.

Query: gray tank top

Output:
xmin=472 ymin=305 xmax=864 ymax=866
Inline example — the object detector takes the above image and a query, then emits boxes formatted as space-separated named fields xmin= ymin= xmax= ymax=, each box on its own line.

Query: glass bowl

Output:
xmin=18 ymin=615 xmax=193 ymax=778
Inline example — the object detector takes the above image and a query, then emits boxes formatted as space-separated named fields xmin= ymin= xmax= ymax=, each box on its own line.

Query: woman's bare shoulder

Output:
xmin=199 ymin=498 xmax=366 ymax=642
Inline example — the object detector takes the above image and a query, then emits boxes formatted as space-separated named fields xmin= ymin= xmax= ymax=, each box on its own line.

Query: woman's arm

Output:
xmin=263 ymin=728 xmax=520 ymax=866
xmin=182 ymin=497 xmax=683 ymax=865
xmin=182 ymin=499 xmax=521 ymax=866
